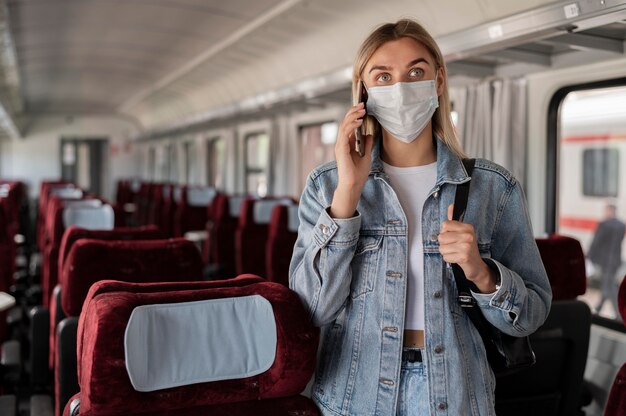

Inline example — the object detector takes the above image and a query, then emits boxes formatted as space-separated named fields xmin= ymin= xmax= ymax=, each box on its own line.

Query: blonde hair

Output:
xmin=352 ymin=19 xmax=466 ymax=159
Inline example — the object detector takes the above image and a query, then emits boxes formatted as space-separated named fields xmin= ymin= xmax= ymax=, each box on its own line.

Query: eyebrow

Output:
xmin=368 ymin=57 xmax=430 ymax=74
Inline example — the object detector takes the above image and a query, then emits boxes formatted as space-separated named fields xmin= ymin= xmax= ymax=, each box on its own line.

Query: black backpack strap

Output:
xmin=450 ymin=159 xmax=497 ymax=342
xmin=452 ymin=158 xmax=475 ymax=222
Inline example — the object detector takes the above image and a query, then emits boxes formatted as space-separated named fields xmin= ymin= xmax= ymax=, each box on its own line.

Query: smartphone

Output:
xmin=354 ymin=81 xmax=367 ymax=157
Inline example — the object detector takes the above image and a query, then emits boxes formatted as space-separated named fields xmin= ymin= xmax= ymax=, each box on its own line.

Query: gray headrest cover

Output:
xmin=124 ymin=295 xmax=277 ymax=392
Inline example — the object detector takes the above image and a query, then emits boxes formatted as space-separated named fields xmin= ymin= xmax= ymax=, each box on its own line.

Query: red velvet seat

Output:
xmin=207 ymin=195 xmax=248 ymax=277
xmin=64 ymin=275 xmax=319 ymax=416
xmin=41 ymin=197 xmax=105 ymax=307
xmin=173 ymin=186 xmax=217 ymax=237
xmin=535 ymin=234 xmax=586 ymax=301
xmin=159 ymin=184 xmax=175 ymax=236
xmin=266 ymin=204 xmax=299 ymax=286
xmin=54 ymin=238 xmax=204 ymax=416
xmin=604 ymin=276 xmax=626 ymax=416
xmin=49 ymin=225 xmax=165 ymax=369
xmin=37 ymin=182 xmax=76 ymax=252
xmin=236 ymin=199 xmax=293 ymax=277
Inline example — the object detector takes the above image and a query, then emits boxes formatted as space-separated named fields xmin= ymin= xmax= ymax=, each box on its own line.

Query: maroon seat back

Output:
xmin=265 ymin=204 xmax=299 ymax=286
xmin=535 ymin=234 xmax=586 ymax=301
xmin=68 ymin=276 xmax=319 ymax=416
xmin=210 ymin=195 xmax=248 ymax=277
xmin=58 ymin=225 xmax=165 ymax=275
xmin=236 ymin=199 xmax=293 ymax=277
xmin=50 ymin=225 xmax=166 ymax=368
xmin=61 ymin=238 xmax=203 ymax=317
xmin=173 ymin=186 xmax=217 ymax=237
xmin=604 ymin=277 xmax=626 ymax=416
xmin=55 ymin=238 xmax=204 ymax=416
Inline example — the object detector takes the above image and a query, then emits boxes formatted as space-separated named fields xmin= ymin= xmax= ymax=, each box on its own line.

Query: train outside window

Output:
xmin=558 ymin=85 xmax=626 ymax=321
xmin=245 ymin=132 xmax=270 ymax=197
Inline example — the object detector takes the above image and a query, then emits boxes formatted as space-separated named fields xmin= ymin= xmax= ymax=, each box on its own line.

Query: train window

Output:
xmin=183 ymin=141 xmax=197 ymax=185
xmin=245 ymin=132 xmax=269 ymax=197
xmin=299 ymin=122 xmax=337 ymax=191
xmin=555 ymin=84 xmax=626 ymax=321
xmin=207 ymin=137 xmax=225 ymax=189
xmin=582 ymin=148 xmax=619 ymax=197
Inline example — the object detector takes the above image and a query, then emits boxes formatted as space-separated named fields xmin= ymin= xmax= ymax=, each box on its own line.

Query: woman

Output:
xmin=289 ymin=19 xmax=551 ymax=416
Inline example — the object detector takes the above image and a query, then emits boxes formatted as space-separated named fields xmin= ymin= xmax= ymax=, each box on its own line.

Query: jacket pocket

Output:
xmin=350 ymin=235 xmax=383 ymax=299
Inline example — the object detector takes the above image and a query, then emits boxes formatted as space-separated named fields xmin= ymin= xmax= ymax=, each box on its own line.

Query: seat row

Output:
xmin=27 ymin=223 xmax=318 ymax=416
xmin=116 ymin=180 xmax=216 ymax=237
xmin=116 ymin=181 xmax=302 ymax=285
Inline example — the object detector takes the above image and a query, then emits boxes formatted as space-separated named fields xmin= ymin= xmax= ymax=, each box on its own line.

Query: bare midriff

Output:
xmin=403 ymin=329 xmax=425 ymax=348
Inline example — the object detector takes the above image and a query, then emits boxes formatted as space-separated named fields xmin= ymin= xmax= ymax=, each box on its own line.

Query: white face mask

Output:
xmin=365 ymin=79 xmax=439 ymax=143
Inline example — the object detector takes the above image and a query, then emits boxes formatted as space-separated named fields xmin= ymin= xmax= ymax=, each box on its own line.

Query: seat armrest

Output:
xmin=29 ymin=306 xmax=50 ymax=387
xmin=57 ymin=317 xmax=79 ymax=416
xmin=30 ymin=394 xmax=53 ymax=416
xmin=1 ymin=340 xmax=21 ymax=389
xmin=0 ymin=395 xmax=17 ymax=416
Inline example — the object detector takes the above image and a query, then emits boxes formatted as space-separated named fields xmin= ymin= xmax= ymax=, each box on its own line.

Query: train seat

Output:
xmin=604 ymin=276 xmax=626 ymax=416
xmin=41 ymin=200 xmax=110 ymax=308
xmin=206 ymin=195 xmax=248 ymax=277
xmin=46 ymin=226 xmax=165 ymax=369
xmin=146 ymin=183 xmax=164 ymax=226
xmin=266 ymin=204 xmax=299 ymax=286
xmin=235 ymin=199 xmax=293 ymax=277
xmin=159 ymin=184 xmax=175 ymax=236
xmin=37 ymin=183 xmax=76 ymax=251
xmin=173 ymin=186 xmax=217 ymax=237
xmin=54 ymin=238 xmax=203 ymax=416
xmin=64 ymin=276 xmax=319 ymax=416
xmin=535 ymin=234 xmax=586 ymax=300
xmin=495 ymin=299 xmax=591 ymax=416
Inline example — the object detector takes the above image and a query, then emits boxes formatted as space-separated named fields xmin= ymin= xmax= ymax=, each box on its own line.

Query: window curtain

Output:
xmin=449 ymin=78 xmax=527 ymax=187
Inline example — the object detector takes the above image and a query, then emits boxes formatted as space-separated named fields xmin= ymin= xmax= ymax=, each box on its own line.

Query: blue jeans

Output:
xmin=396 ymin=349 xmax=429 ymax=416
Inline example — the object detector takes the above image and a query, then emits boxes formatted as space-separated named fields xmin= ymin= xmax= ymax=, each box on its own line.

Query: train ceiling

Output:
xmin=0 ymin=0 xmax=625 ymax=140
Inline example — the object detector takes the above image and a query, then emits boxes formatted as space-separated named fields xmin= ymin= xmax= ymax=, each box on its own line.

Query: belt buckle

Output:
xmin=403 ymin=349 xmax=422 ymax=363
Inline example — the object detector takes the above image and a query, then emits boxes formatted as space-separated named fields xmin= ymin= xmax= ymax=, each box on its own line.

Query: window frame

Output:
xmin=243 ymin=131 xmax=270 ymax=195
xmin=547 ymin=76 xmax=626 ymax=332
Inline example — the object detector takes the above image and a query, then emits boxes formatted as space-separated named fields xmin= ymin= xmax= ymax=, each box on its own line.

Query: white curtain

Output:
xmin=450 ymin=78 xmax=527 ymax=187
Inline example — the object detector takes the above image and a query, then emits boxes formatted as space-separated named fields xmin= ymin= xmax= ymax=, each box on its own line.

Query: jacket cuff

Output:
xmin=313 ymin=207 xmax=361 ymax=248
xmin=471 ymin=258 xmax=514 ymax=312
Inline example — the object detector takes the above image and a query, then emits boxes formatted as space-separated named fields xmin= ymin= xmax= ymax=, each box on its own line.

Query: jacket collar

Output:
xmin=371 ymin=133 xmax=470 ymax=186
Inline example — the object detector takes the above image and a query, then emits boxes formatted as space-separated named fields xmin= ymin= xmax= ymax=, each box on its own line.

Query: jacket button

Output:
xmin=430 ymin=234 xmax=438 ymax=242
xmin=433 ymin=191 xmax=439 ymax=198
xmin=434 ymin=345 xmax=444 ymax=354
xmin=380 ymin=378 xmax=395 ymax=386
xmin=438 ymin=402 xmax=448 ymax=410
xmin=434 ymin=290 xmax=442 ymax=298
xmin=319 ymin=224 xmax=330 ymax=235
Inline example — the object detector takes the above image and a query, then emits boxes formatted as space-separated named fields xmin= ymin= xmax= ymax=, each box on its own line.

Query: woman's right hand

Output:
xmin=330 ymin=102 xmax=374 ymax=218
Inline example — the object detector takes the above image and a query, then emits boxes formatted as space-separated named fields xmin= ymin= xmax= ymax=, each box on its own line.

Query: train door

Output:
xmin=60 ymin=137 xmax=107 ymax=196
xmin=553 ymin=82 xmax=626 ymax=320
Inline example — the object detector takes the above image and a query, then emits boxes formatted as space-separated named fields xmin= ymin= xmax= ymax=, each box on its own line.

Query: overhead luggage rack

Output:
xmin=443 ymin=0 xmax=626 ymax=77
xmin=137 ymin=0 xmax=626 ymax=140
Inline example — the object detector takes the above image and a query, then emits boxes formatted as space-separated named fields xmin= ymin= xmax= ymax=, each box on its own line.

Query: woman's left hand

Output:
xmin=438 ymin=204 xmax=497 ymax=293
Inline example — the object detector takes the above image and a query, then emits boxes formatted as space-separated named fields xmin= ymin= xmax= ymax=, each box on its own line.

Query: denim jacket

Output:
xmin=289 ymin=137 xmax=552 ymax=416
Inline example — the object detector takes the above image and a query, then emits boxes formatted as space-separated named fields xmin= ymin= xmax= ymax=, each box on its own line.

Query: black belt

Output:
xmin=402 ymin=349 xmax=423 ymax=362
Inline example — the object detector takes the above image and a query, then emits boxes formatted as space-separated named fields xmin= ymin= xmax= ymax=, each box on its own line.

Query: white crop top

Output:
xmin=382 ymin=160 xmax=437 ymax=331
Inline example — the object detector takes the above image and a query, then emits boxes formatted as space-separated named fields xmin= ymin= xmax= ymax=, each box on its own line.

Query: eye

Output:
xmin=409 ymin=68 xmax=424 ymax=78
xmin=377 ymin=73 xmax=391 ymax=82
